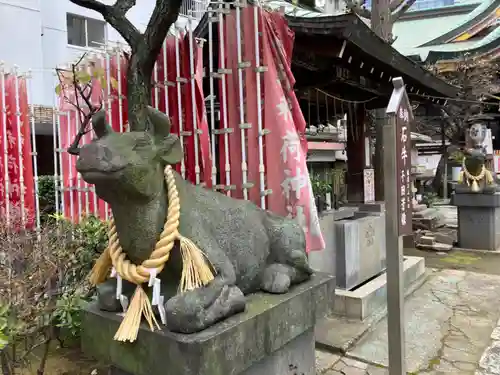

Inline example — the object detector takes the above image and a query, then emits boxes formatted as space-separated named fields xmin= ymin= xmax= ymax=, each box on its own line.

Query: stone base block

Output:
xmin=452 ymin=193 xmax=500 ymax=251
xmin=319 ymin=207 xmax=357 ymax=221
xmin=335 ymin=212 xmax=386 ymax=290
xmin=350 ymin=201 xmax=386 ymax=214
xmin=81 ymin=274 xmax=336 ymax=375
xmin=333 ymin=256 xmax=425 ymax=320
xmin=310 ymin=208 xmax=358 ymax=275
xmin=110 ymin=329 xmax=315 ymax=375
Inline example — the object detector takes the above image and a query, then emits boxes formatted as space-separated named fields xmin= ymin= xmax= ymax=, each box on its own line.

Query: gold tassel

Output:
xmin=113 ymin=286 xmax=161 ymax=343
xmin=471 ymin=179 xmax=480 ymax=192
xmin=179 ymin=236 xmax=215 ymax=293
xmin=89 ymin=247 xmax=112 ymax=286
xmin=458 ymin=171 xmax=464 ymax=184
xmin=486 ymin=170 xmax=494 ymax=185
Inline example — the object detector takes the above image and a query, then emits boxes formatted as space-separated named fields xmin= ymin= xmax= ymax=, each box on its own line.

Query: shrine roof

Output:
xmin=418 ymin=0 xmax=500 ymax=47
xmin=392 ymin=0 xmax=500 ymax=63
xmin=193 ymin=1 xmax=459 ymax=102
xmin=392 ymin=10 xmax=474 ymax=56
xmin=285 ymin=13 xmax=459 ymax=101
xmin=418 ymin=25 xmax=500 ymax=63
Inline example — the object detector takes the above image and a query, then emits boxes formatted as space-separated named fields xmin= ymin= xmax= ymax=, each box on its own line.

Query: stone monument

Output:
xmin=74 ymin=107 xmax=335 ymax=375
xmin=453 ymin=116 xmax=500 ymax=250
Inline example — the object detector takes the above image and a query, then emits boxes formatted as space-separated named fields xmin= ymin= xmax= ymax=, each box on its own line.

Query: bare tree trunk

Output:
xmin=371 ymin=0 xmax=392 ymax=42
xmin=127 ymin=53 xmax=153 ymax=131
xmin=68 ymin=0 xmax=183 ymax=132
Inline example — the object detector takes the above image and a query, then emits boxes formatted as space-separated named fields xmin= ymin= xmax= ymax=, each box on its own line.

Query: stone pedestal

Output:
xmin=309 ymin=207 xmax=357 ymax=275
xmin=311 ymin=205 xmax=386 ymax=291
xmin=81 ymin=274 xmax=336 ymax=375
xmin=334 ymin=211 xmax=386 ymax=290
xmin=452 ymin=193 xmax=500 ymax=250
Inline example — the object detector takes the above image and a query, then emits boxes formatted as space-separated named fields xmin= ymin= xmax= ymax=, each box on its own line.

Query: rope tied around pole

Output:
xmin=88 ymin=165 xmax=215 ymax=343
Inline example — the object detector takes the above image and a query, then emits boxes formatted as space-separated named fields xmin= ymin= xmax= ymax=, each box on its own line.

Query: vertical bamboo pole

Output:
xmin=0 ymin=62 xmax=10 ymax=226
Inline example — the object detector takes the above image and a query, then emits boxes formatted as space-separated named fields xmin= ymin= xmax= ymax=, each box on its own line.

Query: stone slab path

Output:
xmin=316 ymin=269 xmax=500 ymax=374
xmin=316 ymin=351 xmax=388 ymax=374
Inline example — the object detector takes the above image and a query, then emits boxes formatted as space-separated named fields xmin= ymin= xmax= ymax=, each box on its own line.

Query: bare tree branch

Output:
xmin=420 ymin=56 xmax=499 ymax=146
xmin=68 ymin=0 xmax=109 ymax=13
xmin=69 ymin=0 xmax=184 ymax=131
xmin=142 ymin=0 xmax=184 ymax=71
xmin=69 ymin=0 xmax=141 ymax=47
xmin=114 ymin=0 xmax=136 ymax=14
xmin=391 ymin=0 xmax=417 ymax=21
xmin=56 ymin=54 xmax=103 ymax=155
xmin=345 ymin=0 xmax=372 ymax=18
xmin=389 ymin=0 xmax=404 ymax=11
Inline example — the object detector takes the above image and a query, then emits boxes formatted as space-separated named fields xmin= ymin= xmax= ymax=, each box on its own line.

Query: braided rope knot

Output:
xmin=461 ymin=158 xmax=494 ymax=192
xmin=108 ymin=165 xmax=181 ymax=284
xmin=88 ymin=165 xmax=214 ymax=343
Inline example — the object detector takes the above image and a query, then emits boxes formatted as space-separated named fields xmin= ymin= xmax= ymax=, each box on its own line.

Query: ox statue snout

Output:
xmin=76 ymin=142 xmax=127 ymax=182
xmin=73 ymin=106 xmax=183 ymax=195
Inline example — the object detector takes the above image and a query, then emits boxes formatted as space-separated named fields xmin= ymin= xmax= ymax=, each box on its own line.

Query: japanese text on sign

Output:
xmin=396 ymin=106 xmax=413 ymax=235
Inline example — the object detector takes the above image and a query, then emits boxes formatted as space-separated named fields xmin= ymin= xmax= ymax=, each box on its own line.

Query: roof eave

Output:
xmin=286 ymin=13 xmax=459 ymax=99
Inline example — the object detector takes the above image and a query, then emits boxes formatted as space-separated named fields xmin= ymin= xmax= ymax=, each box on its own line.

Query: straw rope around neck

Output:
xmin=88 ymin=165 xmax=215 ymax=343
xmin=459 ymin=157 xmax=494 ymax=192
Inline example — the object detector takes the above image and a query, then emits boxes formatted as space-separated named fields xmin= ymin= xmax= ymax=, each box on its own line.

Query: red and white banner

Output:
xmin=261 ymin=9 xmax=324 ymax=252
xmin=58 ymin=39 xmax=212 ymax=219
xmin=0 ymin=74 xmax=36 ymax=229
xmin=219 ymin=7 xmax=324 ymax=252
xmin=57 ymin=6 xmax=325 ymax=251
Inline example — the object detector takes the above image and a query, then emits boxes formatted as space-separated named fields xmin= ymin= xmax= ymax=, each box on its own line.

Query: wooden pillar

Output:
xmin=374 ymin=108 xmax=386 ymax=201
xmin=346 ymin=104 xmax=368 ymax=203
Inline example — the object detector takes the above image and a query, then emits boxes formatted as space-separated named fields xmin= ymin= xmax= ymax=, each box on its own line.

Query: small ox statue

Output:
xmin=74 ymin=106 xmax=312 ymax=341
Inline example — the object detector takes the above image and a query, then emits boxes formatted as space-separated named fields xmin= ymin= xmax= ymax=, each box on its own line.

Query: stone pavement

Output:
xmin=478 ymin=319 xmax=500 ymax=375
xmin=315 ymin=269 xmax=500 ymax=374
xmin=316 ymin=351 xmax=388 ymax=374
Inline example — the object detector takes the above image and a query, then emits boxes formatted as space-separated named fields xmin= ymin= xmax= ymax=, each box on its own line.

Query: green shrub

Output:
xmin=0 ymin=214 xmax=108 ymax=374
xmin=37 ymin=176 xmax=56 ymax=223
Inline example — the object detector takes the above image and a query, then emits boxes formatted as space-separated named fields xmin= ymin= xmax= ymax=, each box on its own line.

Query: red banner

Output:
xmin=262 ymin=9 xmax=324 ymax=252
xmin=56 ymin=8 xmax=324 ymax=251
xmin=219 ymin=8 xmax=324 ymax=252
xmin=0 ymin=74 xmax=36 ymax=229
xmin=220 ymin=12 xmax=243 ymax=198
xmin=58 ymin=36 xmax=212 ymax=219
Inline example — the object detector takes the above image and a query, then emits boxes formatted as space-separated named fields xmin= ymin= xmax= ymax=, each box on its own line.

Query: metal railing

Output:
xmin=180 ymin=0 xmax=210 ymax=19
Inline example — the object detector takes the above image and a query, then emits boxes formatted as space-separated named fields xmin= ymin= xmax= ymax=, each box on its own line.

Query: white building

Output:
xmin=0 ymin=0 xmax=203 ymax=173
xmin=0 ymin=0 xmax=163 ymax=106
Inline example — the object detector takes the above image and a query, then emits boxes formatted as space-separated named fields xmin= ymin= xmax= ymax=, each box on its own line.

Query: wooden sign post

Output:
xmin=384 ymin=77 xmax=413 ymax=375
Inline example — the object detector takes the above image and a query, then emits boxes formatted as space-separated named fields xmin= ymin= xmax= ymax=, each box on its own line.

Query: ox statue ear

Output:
xmin=147 ymin=105 xmax=171 ymax=139
xmin=158 ymin=134 xmax=183 ymax=165
xmin=92 ymin=110 xmax=114 ymax=139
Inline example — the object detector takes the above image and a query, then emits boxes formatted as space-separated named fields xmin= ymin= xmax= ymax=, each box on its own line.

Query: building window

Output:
xmin=67 ymin=13 xmax=106 ymax=48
